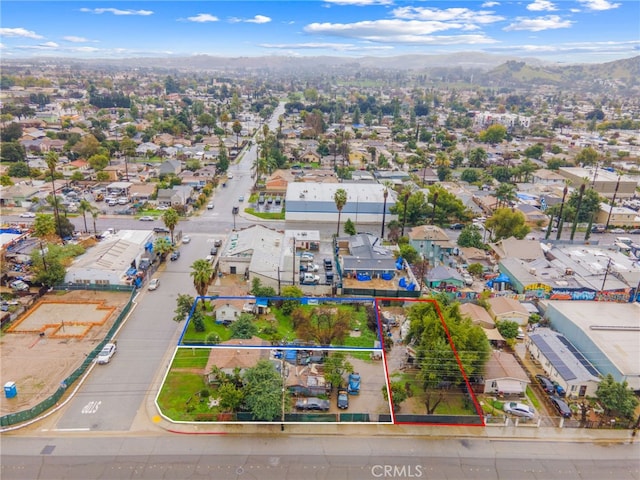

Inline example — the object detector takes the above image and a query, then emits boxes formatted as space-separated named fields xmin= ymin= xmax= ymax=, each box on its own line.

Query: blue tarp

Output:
xmin=256 ymin=298 xmax=268 ymax=307
xmin=381 ymin=272 xmax=394 ymax=280
xmin=495 ymin=273 xmax=511 ymax=283
xmin=357 ymin=273 xmax=371 ymax=281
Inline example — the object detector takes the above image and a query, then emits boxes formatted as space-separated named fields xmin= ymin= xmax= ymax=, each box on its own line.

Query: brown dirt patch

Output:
xmin=0 ymin=289 xmax=131 ymax=416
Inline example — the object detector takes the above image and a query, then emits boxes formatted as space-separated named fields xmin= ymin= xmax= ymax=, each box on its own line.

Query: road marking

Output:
xmin=81 ymin=400 xmax=101 ymax=414
xmin=53 ymin=428 xmax=90 ymax=432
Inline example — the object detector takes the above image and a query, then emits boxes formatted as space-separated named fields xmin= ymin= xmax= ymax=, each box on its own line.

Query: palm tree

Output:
xmin=154 ymin=237 xmax=173 ymax=261
xmin=570 ymin=183 xmax=586 ymax=241
xmin=191 ymin=259 xmax=214 ymax=298
xmin=45 ymin=151 xmax=62 ymax=240
xmin=162 ymin=208 xmax=179 ymax=244
xmin=232 ymin=120 xmax=242 ymax=150
xmin=333 ymin=188 xmax=348 ymax=236
xmin=78 ymin=199 xmax=92 ymax=233
xmin=495 ymin=183 xmax=517 ymax=208
xmin=91 ymin=208 xmax=99 ymax=235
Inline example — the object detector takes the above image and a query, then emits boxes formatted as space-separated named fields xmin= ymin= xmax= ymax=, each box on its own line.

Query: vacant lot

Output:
xmin=0 ymin=289 xmax=131 ymax=416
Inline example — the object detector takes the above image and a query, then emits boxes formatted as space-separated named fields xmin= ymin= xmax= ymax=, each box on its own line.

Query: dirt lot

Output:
xmin=0 ymin=289 xmax=131 ymax=416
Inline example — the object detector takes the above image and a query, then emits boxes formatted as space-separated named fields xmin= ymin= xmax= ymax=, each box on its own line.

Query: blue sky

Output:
xmin=1 ymin=1 xmax=638 ymax=63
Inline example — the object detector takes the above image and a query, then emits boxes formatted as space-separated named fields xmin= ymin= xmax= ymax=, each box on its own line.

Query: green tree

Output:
xmin=217 ymin=382 xmax=244 ymax=412
xmin=567 ymin=187 xmax=600 ymax=223
xmin=191 ymin=309 xmax=205 ymax=332
xmin=495 ymin=182 xmax=517 ymax=208
xmin=280 ymin=286 xmax=303 ymax=315
xmin=427 ymin=186 xmax=471 ymax=226
xmin=0 ymin=175 xmax=12 ymax=186
xmin=0 ymin=122 xmax=23 ymax=142
xmin=383 ymin=381 xmax=409 ymax=410
xmin=70 ymin=170 xmax=84 ymax=182
xmin=467 ymin=263 xmax=484 ymax=276
xmin=174 ymin=293 xmax=195 ymax=322
xmin=323 ymin=352 xmax=354 ymax=391
xmin=457 ymin=225 xmax=484 ymax=249
xmin=575 ymin=146 xmax=599 ymax=166
xmin=479 ymin=124 xmax=507 ymax=144
xmin=523 ymin=143 xmax=544 ymax=159
xmin=596 ymin=374 xmax=639 ymax=420
xmin=31 ymin=244 xmax=67 ymax=286
xmin=0 ymin=142 xmax=26 ymax=162
xmin=496 ymin=320 xmax=520 ymax=339
xmin=468 ymin=147 xmax=488 ymax=168
xmin=162 ymin=207 xmax=180 ymax=244
xmin=343 ymin=218 xmax=356 ymax=235
xmin=154 ymin=237 xmax=174 ymax=261
xmin=78 ymin=199 xmax=92 ymax=233
xmin=398 ymin=243 xmax=419 ymax=265
xmin=242 ymin=360 xmax=283 ymax=421
xmin=87 ymin=154 xmax=109 ymax=171
xmin=250 ymin=277 xmax=276 ymax=297
xmin=45 ymin=151 xmax=62 ymax=240
xmin=406 ymin=302 xmax=490 ymax=414
xmin=229 ymin=313 xmax=258 ymax=339
xmin=292 ymin=306 xmax=351 ymax=346
xmin=460 ymin=169 xmax=480 ymax=184
xmin=190 ymin=259 xmax=213 ymax=297
xmin=485 ymin=208 xmax=530 ymax=241
xmin=232 ymin=120 xmax=242 ymax=150
xmin=8 ymin=161 xmax=30 ymax=177
xmin=333 ymin=188 xmax=347 ymax=236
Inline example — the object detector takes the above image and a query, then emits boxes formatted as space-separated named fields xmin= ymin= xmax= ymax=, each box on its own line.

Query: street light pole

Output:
xmin=605 ymin=175 xmax=621 ymax=231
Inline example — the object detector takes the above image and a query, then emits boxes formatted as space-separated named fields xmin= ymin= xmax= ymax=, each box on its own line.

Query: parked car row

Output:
xmin=535 ymin=374 xmax=572 ymax=418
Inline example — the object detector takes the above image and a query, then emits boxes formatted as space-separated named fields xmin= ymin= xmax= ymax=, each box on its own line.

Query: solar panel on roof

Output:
xmin=557 ymin=335 xmax=600 ymax=377
xmin=530 ymin=335 xmax=577 ymax=381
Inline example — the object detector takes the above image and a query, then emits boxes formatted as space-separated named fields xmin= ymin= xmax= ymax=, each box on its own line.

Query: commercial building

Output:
xmin=64 ymin=230 xmax=154 ymax=286
xmin=539 ymin=301 xmax=640 ymax=391
xmin=285 ymin=182 xmax=397 ymax=224
xmin=557 ymin=167 xmax=637 ymax=199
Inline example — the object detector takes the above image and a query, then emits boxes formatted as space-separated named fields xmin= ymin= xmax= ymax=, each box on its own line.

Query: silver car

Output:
xmin=503 ymin=402 xmax=535 ymax=419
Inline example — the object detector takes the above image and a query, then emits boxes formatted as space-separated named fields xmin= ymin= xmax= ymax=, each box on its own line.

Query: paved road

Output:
xmin=1 ymin=434 xmax=638 ymax=480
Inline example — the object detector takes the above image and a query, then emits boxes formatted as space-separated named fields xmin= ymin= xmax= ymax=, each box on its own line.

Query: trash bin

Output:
xmin=4 ymin=381 xmax=17 ymax=398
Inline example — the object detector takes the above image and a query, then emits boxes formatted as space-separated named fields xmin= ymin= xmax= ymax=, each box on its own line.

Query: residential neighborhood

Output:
xmin=1 ymin=56 xmax=639 ymax=440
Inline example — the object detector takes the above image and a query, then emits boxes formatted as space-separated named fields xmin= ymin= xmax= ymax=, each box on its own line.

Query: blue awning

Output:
xmin=256 ymin=298 xmax=269 ymax=307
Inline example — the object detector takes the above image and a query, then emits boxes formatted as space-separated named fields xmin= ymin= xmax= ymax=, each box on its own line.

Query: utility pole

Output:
xmin=381 ymin=188 xmax=388 ymax=240
xmin=401 ymin=191 xmax=410 ymax=238
xmin=605 ymin=175 xmax=621 ymax=230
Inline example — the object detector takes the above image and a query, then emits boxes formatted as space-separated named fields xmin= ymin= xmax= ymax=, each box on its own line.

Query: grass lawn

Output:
xmin=171 ymin=347 xmax=211 ymax=369
xmin=157 ymin=371 xmax=210 ymax=421
xmin=244 ymin=208 xmax=285 ymax=220
xmin=181 ymin=315 xmax=232 ymax=344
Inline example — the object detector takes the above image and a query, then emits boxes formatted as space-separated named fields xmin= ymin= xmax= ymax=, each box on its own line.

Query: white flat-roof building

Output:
xmin=285 ymin=182 xmax=397 ymax=224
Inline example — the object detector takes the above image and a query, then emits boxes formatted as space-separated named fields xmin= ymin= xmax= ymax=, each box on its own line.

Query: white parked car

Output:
xmin=300 ymin=252 xmax=315 ymax=262
xmin=503 ymin=402 xmax=535 ymax=419
xmin=96 ymin=343 xmax=117 ymax=364
xmin=148 ymin=278 xmax=160 ymax=291
xmin=19 ymin=212 xmax=36 ymax=218
xmin=182 ymin=235 xmax=191 ymax=244
xmin=139 ymin=216 xmax=155 ymax=222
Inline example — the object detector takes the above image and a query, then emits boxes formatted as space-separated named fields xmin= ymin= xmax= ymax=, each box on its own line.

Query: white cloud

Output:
xmin=527 ymin=0 xmax=557 ymax=12
xmin=577 ymin=0 xmax=621 ymax=11
xmin=504 ymin=15 xmax=573 ymax=32
xmin=0 ymin=27 xmax=43 ymax=39
xmin=186 ymin=13 xmax=219 ymax=23
xmin=79 ymin=8 xmax=153 ymax=16
xmin=260 ymin=42 xmax=393 ymax=51
xmin=246 ymin=15 xmax=271 ymax=24
xmin=391 ymin=6 xmax=504 ymax=24
xmin=305 ymin=18 xmax=499 ymax=44
xmin=482 ymin=1 xmax=500 ymax=6
xmin=324 ymin=0 xmax=394 ymax=5
xmin=64 ymin=36 xmax=90 ymax=43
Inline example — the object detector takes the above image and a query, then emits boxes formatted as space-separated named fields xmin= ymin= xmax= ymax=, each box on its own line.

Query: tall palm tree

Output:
xmin=91 ymin=208 xmax=99 ymax=235
xmin=191 ymin=259 xmax=214 ymax=298
xmin=162 ymin=208 xmax=179 ymax=244
xmin=333 ymin=188 xmax=348 ymax=237
xmin=78 ymin=199 xmax=92 ymax=233
xmin=570 ymin=183 xmax=586 ymax=241
xmin=45 ymin=151 xmax=62 ymax=240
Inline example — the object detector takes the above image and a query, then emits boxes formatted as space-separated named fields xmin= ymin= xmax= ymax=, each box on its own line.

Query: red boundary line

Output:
xmin=376 ymin=297 xmax=485 ymax=427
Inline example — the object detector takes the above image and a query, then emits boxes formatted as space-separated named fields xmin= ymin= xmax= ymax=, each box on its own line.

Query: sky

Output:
xmin=1 ymin=0 xmax=638 ymax=64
